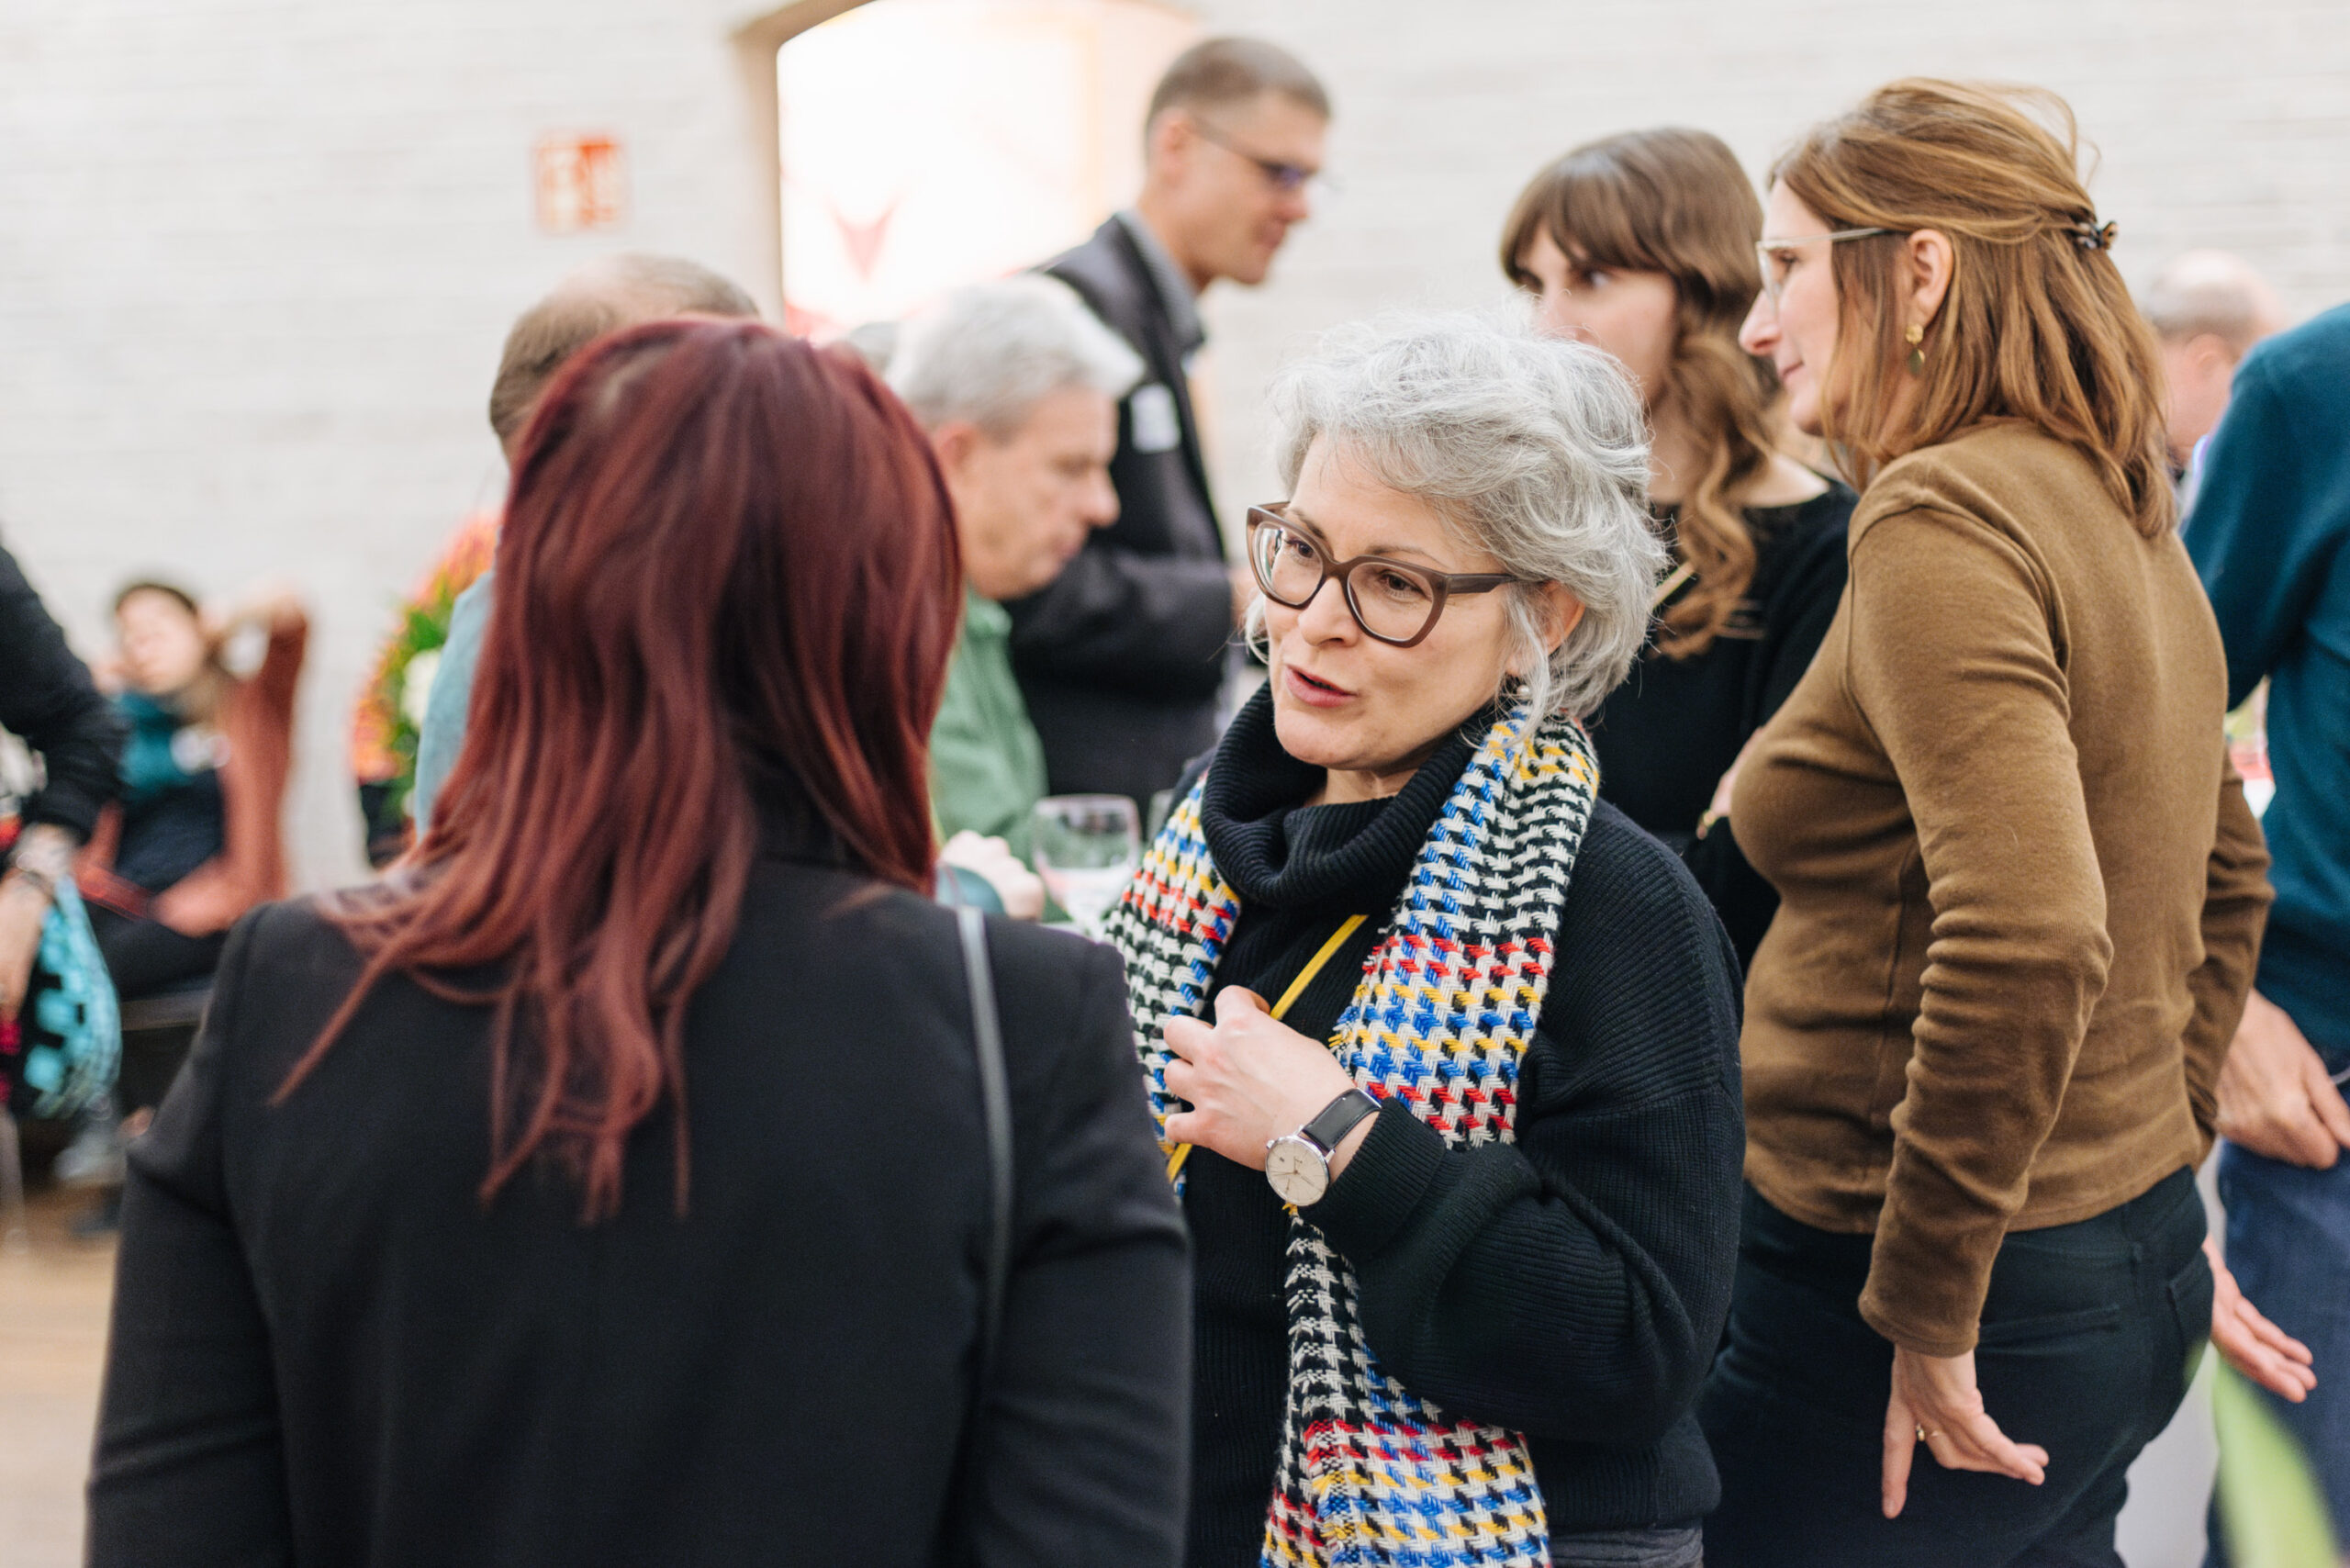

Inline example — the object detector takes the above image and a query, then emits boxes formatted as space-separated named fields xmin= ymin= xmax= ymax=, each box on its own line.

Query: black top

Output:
xmin=1179 ymin=696 xmax=1747 ymax=1564
xmin=91 ymin=852 xmax=1191 ymax=1568
xmin=1588 ymin=482 xmax=1854 ymax=967
xmin=0 ymin=539 xmax=124 ymax=841
xmin=1019 ymin=217 xmax=1235 ymax=808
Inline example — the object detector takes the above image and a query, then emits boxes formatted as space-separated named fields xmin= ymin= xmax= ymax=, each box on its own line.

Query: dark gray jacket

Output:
xmin=91 ymin=851 xmax=1191 ymax=1566
xmin=1019 ymin=218 xmax=1236 ymax=809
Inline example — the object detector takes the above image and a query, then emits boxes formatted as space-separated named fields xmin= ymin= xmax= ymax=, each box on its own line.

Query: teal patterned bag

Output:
xmin=3 ymin=879 xmax=121 ymax=1121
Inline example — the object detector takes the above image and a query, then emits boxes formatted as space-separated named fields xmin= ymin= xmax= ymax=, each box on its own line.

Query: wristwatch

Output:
xmin=1264 ymin=1088 xmax=1381 ymax=1207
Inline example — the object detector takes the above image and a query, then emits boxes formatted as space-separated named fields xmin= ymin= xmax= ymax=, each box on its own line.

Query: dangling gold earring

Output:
xmin=1905 ymin=322 xmax=1926 ymax=376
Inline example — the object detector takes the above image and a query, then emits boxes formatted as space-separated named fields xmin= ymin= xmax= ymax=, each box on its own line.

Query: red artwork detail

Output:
xmin=534 ymin=135 xmax=627 ymax=233
xmin=829 ymin=197 xmax=901 ymax=284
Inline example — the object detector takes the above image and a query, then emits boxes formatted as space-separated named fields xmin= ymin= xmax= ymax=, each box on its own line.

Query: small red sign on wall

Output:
xmin=534 ymin=134 xmax=627 ymax=233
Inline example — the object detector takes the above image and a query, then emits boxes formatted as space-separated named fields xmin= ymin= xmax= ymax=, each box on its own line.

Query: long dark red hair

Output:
xmin=285 ymin=319 xmax=962 ymax=1218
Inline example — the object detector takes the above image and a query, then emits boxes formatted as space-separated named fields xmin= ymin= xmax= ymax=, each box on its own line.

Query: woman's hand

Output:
xmin=1163 ymin=988 xmax=1361 ymax=1173
xmin=2206 ymin=1236 xmax=2316 ymax=1402
xmin=0 ymin=873 xmax=47 ymax=1022
xmin=1 ymin=825 xmax=73 ymax=1022
xmin=1882 ymin=1344 xmax=2048 ymax=1518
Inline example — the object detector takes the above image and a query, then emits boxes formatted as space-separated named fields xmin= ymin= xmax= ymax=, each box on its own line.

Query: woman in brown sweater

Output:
xmin=1697 ymin=81 xmax=2297 ymax=1565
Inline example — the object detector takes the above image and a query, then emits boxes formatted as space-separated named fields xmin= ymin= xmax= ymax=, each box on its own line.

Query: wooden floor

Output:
xmin=0 ymin=1186 xmax=115 ymax=1564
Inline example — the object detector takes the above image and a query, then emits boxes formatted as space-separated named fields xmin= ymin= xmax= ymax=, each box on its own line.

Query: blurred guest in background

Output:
xmin=80 ymin=579 xmax=306 ymax=1002
xmin=91 ymin=319 xmax=1190 ymax=1565
xmin=1504 ymin=127 xmax=1854 ymax=968
xmin=1024 ymin=37 xmax=1330 ymax=811
xmin=1113 ymin=315 xmax=1739 ymax=1568
xmin=2143 ymin=249 xmax=2288 ymax=481
xmin=2186 ymin=298 xmax=2350 ymax=1562
xmin=387 ymin=253 xmax=759 ymax=843
xmin=0 ymin=538 xmax=124 ymax=1034
xmin=889 ymin=274 xmax=1144 ymax=917
xmin=1704 ymin=80 xmax=2280 ymax=1566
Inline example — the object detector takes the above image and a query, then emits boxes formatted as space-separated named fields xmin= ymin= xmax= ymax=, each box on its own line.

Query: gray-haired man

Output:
xmin=888 ymin=275 xmax=1143 ymax=907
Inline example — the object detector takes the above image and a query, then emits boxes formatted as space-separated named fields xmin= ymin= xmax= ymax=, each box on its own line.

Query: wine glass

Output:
xmin=1029 ymin=794 xmax=1141 ymax=938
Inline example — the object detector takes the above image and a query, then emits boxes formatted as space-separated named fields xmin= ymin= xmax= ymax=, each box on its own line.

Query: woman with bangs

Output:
xmin=88 ymin=319 xmax=1190 ymax=1567
xmin=1502 ymin=128 xmax=1854 ymax=967
xmin=1696 ymin=80 xmax=2295 ymax=1566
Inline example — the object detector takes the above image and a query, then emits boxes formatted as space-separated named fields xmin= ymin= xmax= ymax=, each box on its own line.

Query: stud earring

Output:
xmin=1905 ymin=322 xmax=1926 ymax=376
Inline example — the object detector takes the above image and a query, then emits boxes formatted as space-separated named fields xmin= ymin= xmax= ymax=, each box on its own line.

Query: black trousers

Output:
xmin=89 ymin=905 xmax=225 ymax=1001
xmin=1699 ymin=1170 xmax=2210 ymax=1568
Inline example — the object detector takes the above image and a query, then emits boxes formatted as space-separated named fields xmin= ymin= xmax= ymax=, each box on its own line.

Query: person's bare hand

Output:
xmin=0 ymin=876 xmax=46 ymax=1022
xmin=1162 ymin=989 xmax=1358 ymax=1172
xmin=2204 ymin=1235 xmax=2315 ymax=1402
xmin=1882 ymin=1345 xmax=2048 ymax=1518
xmin=937 ymin=832 xmax=1045 ymax=922
xmin=2217 ymin=990 xmax=2350 ymax=1169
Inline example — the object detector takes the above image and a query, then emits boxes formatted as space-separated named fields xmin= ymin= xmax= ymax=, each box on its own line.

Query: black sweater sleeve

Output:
xmin=1302 ymin=807 xmax=1745 ymax=1448
xmin=973 ymin=927 xmax=1192 ymax=1568
xmin=1 ymin=541 xmax=124 ymax=840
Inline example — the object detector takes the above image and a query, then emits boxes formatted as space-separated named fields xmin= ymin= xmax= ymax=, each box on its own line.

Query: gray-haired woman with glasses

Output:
xmin=1102 ymin=313 xmax=1746 ymax=1568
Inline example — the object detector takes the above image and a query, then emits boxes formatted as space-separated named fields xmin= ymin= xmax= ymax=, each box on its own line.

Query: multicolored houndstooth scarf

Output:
xmin=1104 ymin=703 xmax=1601 ymax=1568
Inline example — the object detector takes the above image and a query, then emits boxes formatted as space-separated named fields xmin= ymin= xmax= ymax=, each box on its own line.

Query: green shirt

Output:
xmin=930 ymin=588 xmax=1048 ymax=862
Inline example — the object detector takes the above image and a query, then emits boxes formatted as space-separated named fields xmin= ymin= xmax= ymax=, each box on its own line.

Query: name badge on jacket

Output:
xmin=1128 ymin=383 xmax=1183 ymax=454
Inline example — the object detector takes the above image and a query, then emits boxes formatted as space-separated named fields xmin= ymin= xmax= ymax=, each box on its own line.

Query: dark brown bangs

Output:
xmin=1500 ymin=151 xmax=1668 ymax=287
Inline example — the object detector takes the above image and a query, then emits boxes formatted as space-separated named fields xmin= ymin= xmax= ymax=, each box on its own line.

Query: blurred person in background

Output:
xmin=1113 ymin=314 xmax=1740 ymax=1568
xmin=380 ymin=253 xmax=759 ymax=846
xmin=1023 ymin=37 xmax=1330 ymax=812
xmin=1704 ymin=80 xmax=2290 ymax=1565
xmin=90 ymin=319 xmax=1190 ymax=1566
xmin=888 ymin=274 xmax=1146 ymax=918
xmin=1504 ymin=127 xmax=1855 ymax=969
xmin=81 ymin=579 xmax=307 ymax=1002
xmin=59 ymin=578 xmax=305 ymax=1226
xmin=1 ymin=537 xmax=124 ymax=1046
xmin=2185 ymin=299 xmax=2350 ymax=1563
xmin=2143 ymin=249 xmax=2288 ymax=484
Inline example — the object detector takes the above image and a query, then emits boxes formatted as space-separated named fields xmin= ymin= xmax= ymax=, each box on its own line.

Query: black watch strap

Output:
xmin=1301 ymin=1088 xmax=1381 ymax=1155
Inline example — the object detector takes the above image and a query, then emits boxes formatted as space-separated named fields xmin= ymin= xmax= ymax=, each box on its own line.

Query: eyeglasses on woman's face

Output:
xmin=1753 ymin=227 xmax=1898 ymax=307
xmin=1246 ymin=506 xmax=1522 ymax=649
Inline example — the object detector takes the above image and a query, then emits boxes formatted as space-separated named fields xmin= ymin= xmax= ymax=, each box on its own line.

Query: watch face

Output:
xmin=1265 ymin=1137 xmax=1329 ymax=1206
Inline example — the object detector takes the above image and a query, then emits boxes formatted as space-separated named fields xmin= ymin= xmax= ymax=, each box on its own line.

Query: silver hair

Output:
xmin=887 ymin=275 xmax=1144 ymax=437
xmin=1262 ymin=309 xmax=1664 ymax=722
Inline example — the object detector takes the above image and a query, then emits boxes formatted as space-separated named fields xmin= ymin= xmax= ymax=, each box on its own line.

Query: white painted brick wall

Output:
xmin=3 ymin=0 xmax=2345 ymax=917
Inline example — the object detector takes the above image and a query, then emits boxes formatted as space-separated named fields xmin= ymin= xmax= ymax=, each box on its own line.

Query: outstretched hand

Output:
xmin=2206 ymin=1236 xmax=2316 ymax=1402
xmin=1882 ymin=1345 xmax=2048 ymax=1518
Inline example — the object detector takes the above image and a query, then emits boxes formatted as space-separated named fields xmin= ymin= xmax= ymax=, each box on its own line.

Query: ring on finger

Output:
xmin=1916 ymin=1425 xmax=1943 ymax=1442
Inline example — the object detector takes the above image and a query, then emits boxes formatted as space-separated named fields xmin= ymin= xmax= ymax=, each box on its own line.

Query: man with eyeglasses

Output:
xmin=1023 ymin=36 xmax=1331 ymax=813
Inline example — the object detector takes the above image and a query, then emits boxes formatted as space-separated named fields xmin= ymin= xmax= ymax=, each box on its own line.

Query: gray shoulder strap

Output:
xmin=955 ymin=905 xmax=1014 ymax=1372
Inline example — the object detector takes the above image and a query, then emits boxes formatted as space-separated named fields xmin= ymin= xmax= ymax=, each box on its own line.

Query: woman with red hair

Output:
xmin=88 ymin=319 xmax=1189 ymax=1566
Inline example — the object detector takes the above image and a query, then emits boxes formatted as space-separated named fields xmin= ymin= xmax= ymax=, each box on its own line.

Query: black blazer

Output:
xmin=1018 ymin=218 xmax=1235 ymax=808
xmin=90 ymin=855 xmax=1191 ymax=1567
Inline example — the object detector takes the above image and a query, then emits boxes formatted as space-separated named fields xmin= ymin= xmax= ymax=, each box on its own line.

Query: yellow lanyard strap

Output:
xmin=1165 ymin=913 xmax=1369 ymax=1182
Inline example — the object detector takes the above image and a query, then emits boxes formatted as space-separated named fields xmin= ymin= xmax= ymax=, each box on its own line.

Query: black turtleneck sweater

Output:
xmin=1181 ymin=693 xmax=1746 ymax=1567
xmin=1589 ymin=483 xmax=1855 ymax=969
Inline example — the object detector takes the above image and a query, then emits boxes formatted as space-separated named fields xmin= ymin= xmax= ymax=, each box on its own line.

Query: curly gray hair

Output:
xmin=1262 ymin=310 xmax=1663 ymax=722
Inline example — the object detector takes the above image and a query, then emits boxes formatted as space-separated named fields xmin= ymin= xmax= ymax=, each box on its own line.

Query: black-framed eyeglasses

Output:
xmin=1245 ymin=505 xmax=1523 ymax=649
xmin=1192 ymin=121 xmax=1329 ymax=196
